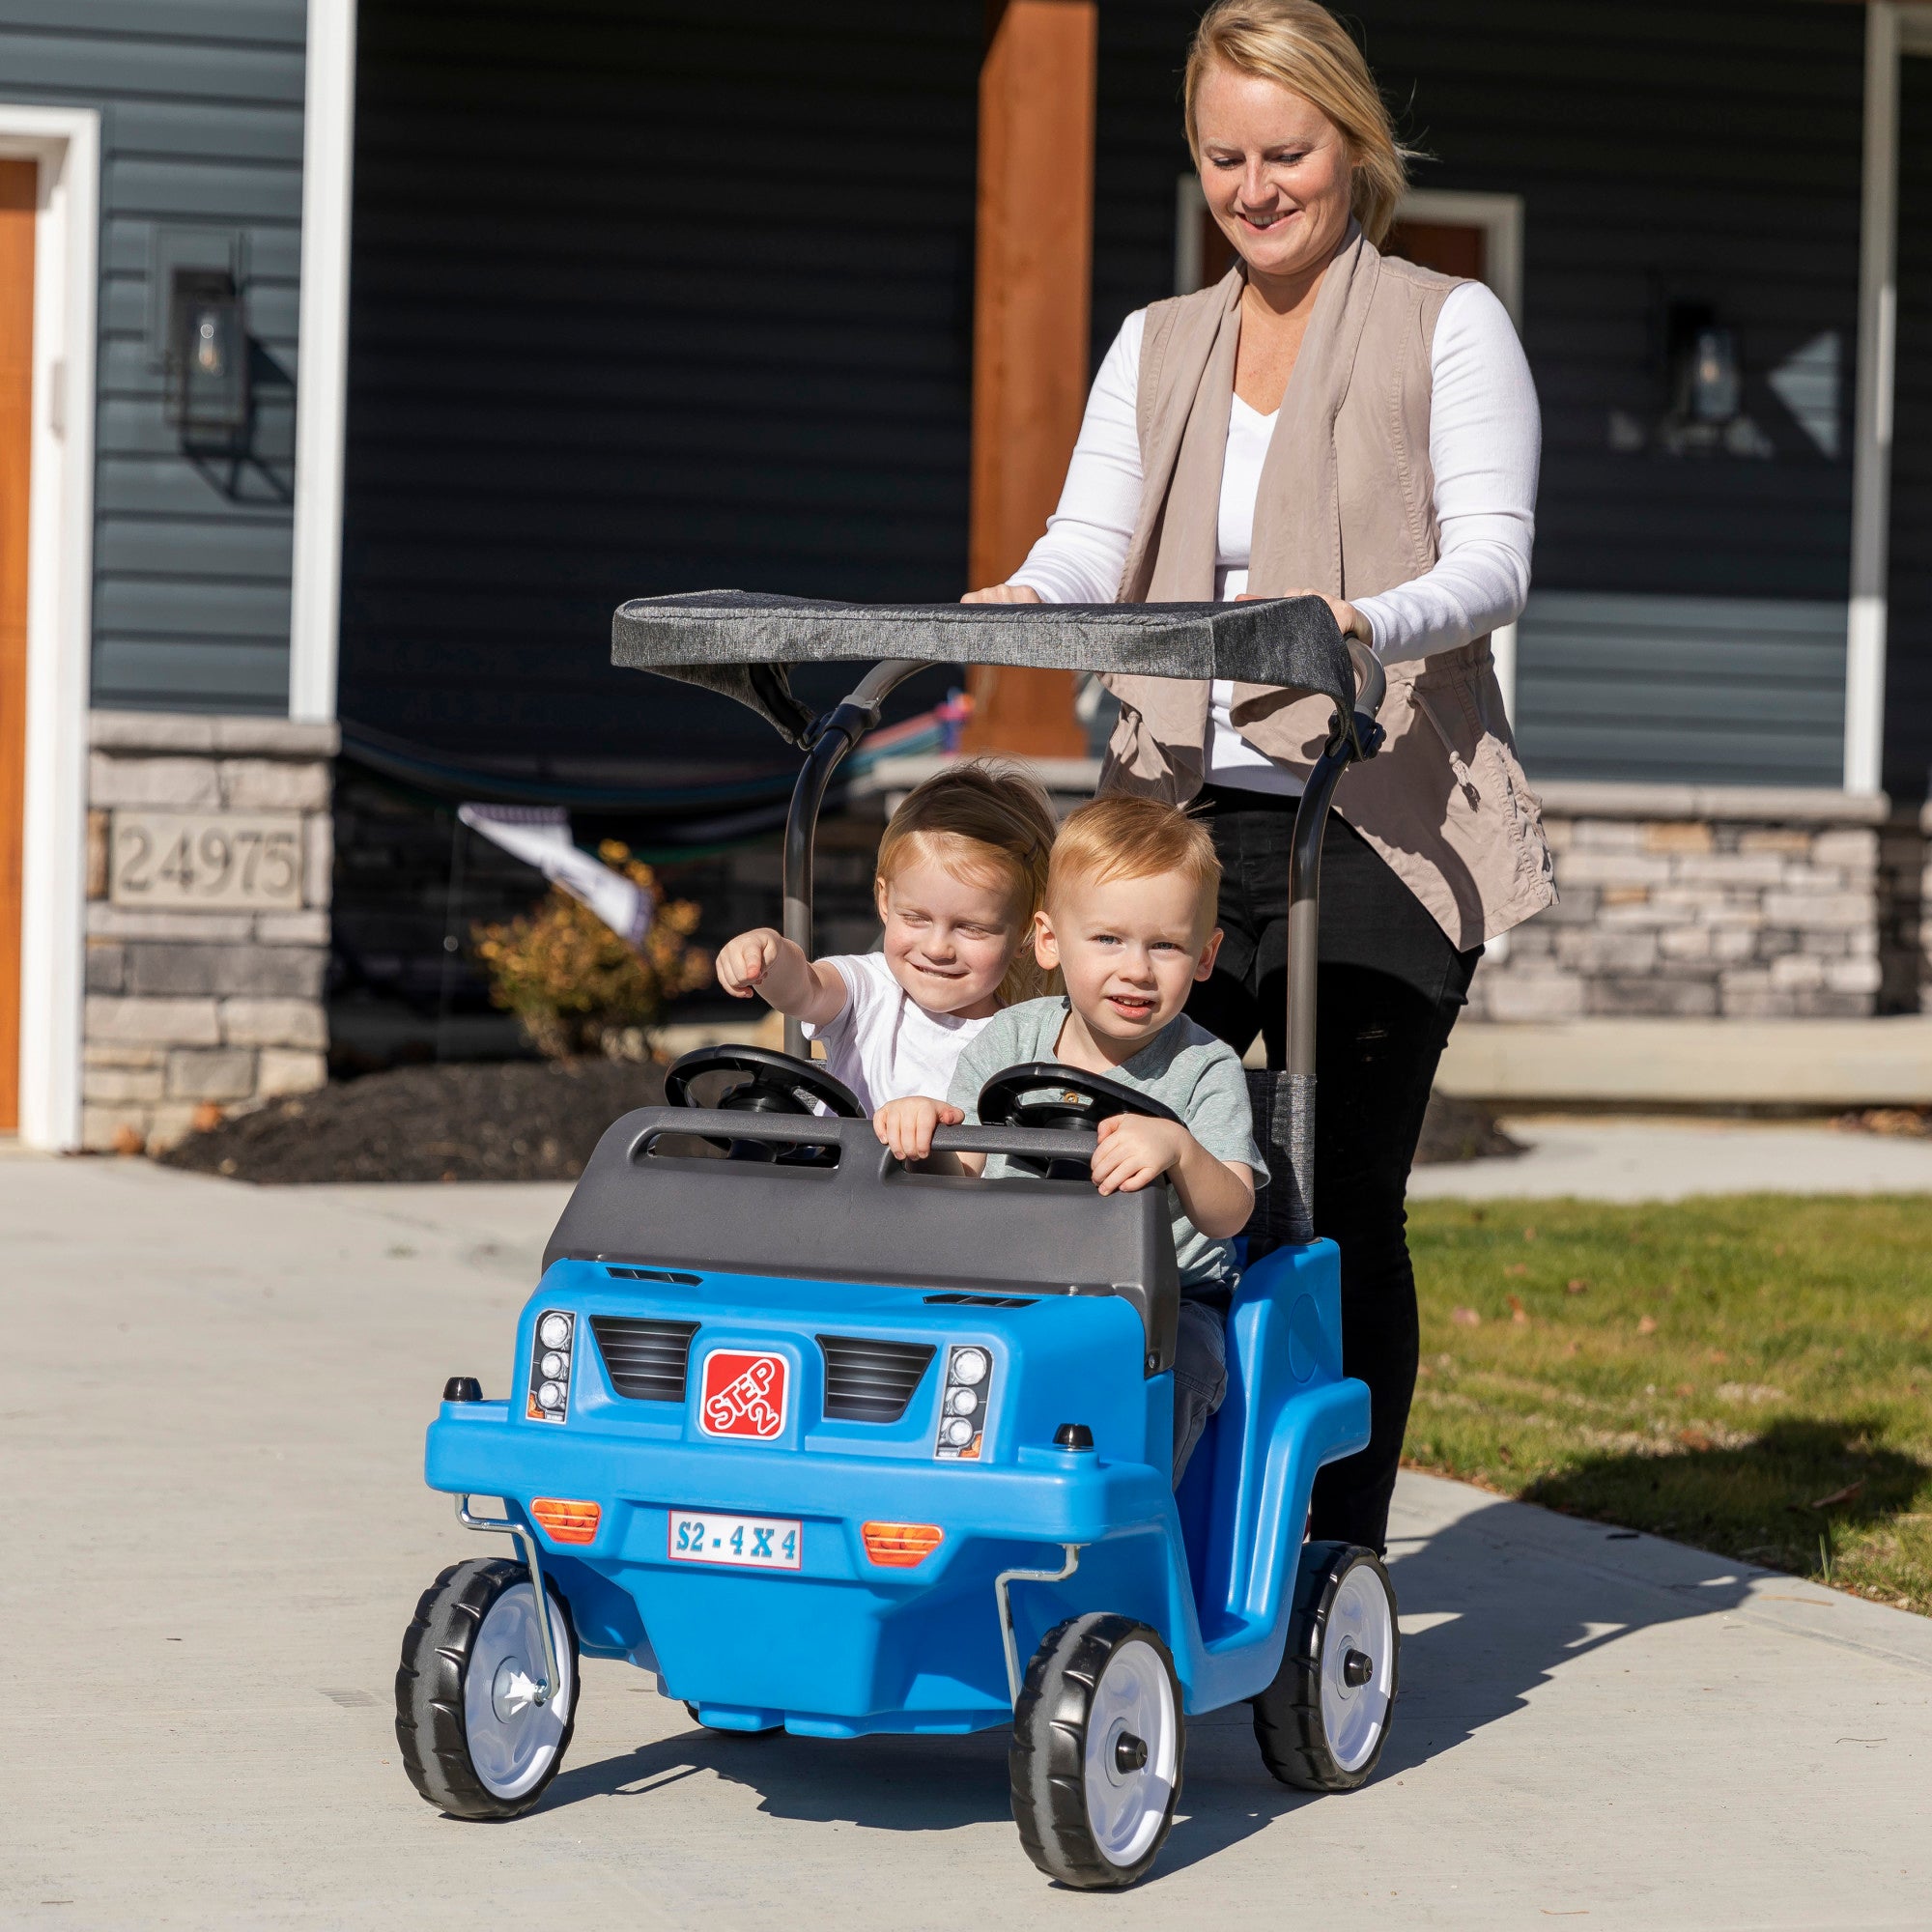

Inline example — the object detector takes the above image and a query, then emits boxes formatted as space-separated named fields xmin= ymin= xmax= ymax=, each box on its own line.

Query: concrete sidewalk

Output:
xmin=1410 ymin=1115 xmax=1932 ymax=1201
xmin=6 ymin=1158 xmax=1930 ymax=1929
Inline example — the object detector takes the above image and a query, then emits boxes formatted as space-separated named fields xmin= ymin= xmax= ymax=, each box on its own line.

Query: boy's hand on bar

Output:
xmin=1094 ymin=1115 xmax=1256 ymax=1239
xmin=1090 ymin=1114 xmax=1189 ymax=1196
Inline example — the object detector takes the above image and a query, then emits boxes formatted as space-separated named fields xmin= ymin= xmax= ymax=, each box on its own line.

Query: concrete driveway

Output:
xmin=6 ymin=1155 xmax=1929 ymax=1930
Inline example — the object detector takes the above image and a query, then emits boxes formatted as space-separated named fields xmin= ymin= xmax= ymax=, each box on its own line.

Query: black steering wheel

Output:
xmin=976 ymin=1063 xmax=1181 ymax=1179
xmin=663 ymin=1044 xmax=864 ymax=1164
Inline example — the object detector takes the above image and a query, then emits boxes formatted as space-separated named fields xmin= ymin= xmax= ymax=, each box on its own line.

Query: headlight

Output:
xmin=934 ymin=1344 xmax=992 ymax=1461
xmin=526 ymin=1311 xmax=573 ymax=1424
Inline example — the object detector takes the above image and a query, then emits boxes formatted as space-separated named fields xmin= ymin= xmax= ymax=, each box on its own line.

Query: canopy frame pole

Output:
xmin=781 ymin=660 xmax=927 ymax=1060
xmin=1278 ymin=640 xmax=1387 ymax=1242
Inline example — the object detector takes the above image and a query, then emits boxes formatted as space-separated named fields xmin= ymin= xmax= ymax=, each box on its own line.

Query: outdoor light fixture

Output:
xmin=1687 ymin=327 xmax=1741 ymax=424
xmin=165 ymin=267 xmax=249 ymax=438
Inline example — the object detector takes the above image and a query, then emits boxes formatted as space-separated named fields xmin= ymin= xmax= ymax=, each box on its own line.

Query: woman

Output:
xmin=966 ymin=0 xmax=1552 ymax=1552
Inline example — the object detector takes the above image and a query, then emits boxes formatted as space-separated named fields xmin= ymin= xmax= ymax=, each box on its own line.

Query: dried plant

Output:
xmin=471 ymin=842 xmax=710 ymax=1060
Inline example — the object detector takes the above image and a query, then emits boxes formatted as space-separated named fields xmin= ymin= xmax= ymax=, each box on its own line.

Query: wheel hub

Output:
xmin=465 ymin=1580 xmax=572 ymax=1802
xmin=492 ymin=1657 xmax=545 ymax=1722
xmin=1319 ymin=1564 xmax=1396 ymax=1776
xmin=1082 ymin=1639 xmax=1178 ymax=1869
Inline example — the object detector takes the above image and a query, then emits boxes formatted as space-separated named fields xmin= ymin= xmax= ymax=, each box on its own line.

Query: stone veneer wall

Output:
xmin=82 ymin=712 xmax=336 ymax=1151
xmin=1466 ymin=782 xmax=1889 ymax=1022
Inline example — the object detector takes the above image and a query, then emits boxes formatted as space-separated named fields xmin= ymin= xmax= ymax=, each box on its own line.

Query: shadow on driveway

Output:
xmin=531 ymin=1491 xmax=1772 ymax=1875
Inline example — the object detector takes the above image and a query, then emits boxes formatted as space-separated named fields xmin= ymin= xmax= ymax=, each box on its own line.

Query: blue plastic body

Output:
xmin=424 ymin=1239 xmax=1368 ymax=1736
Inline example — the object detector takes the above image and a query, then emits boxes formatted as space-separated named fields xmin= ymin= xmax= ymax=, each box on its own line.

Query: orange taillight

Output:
xmin=861 ymin=1521 xmax=944 ymax=1568
xmin=530 ymin=1497 xmax=601 ymax=1545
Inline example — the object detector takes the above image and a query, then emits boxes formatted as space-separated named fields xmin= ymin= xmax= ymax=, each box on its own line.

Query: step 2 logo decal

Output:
xmin=698 ymin=1350 xmax=788 ymax=1440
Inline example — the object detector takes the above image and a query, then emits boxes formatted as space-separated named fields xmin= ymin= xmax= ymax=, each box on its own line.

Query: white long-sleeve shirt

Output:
xmin=1009 ymin=280 xmax=1541 ymax=794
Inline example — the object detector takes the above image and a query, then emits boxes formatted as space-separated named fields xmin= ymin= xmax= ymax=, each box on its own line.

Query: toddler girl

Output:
xmin=714 ymin=761 xmax=1057 ymax=1118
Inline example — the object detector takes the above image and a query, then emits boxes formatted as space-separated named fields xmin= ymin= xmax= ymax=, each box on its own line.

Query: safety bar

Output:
xmin=456 ymin=1493 xmax=563 ymax=1707
xmin=781 ymin=659 xmax=927 ymax=1056
xmin=630 ymin=1107 xmax=1100 ymax=1172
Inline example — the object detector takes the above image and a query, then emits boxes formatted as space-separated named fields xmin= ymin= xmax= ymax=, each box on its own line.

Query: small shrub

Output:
xmin=471 ymin=842 xmax=711 ymax=1060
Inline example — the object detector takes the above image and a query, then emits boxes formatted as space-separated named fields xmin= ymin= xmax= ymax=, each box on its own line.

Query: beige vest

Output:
xmin=1100 ymin=226 xmax=1554 ymax=949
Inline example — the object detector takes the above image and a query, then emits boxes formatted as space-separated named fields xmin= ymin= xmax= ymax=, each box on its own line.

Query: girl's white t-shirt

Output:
xmin=801 ymin=952 xmax=998 ymax=1115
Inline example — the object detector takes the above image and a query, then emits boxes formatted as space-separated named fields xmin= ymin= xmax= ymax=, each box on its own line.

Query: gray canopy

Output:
xmin=611 ymin=589 xmax=1354 ymax=747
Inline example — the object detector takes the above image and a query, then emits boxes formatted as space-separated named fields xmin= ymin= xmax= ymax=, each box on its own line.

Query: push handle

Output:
xmin=1267 ymin=636 xmax=1389 ymax=1249
xmin=781 ymin=658 xmax=928 ymax=1058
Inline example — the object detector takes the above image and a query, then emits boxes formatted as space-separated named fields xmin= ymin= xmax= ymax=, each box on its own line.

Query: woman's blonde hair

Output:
xmin=875 ymin=760 xmax=1059 ymax=1007
xmin=1183 ymin=0 xmax=1413 ymax=247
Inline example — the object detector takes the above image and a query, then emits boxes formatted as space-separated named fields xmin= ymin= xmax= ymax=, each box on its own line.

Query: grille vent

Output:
xmin=590 ymin=1316 xmax=700 ymax=1404
xmin=817 ymin=1335 xmax=936 ymax=1423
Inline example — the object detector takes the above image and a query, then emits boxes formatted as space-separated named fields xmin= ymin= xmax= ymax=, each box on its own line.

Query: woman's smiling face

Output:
xmin=1193 ymin=61 xmax=1355 ymax=285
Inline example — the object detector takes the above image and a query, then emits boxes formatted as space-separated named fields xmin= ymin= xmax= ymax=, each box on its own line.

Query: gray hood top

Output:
xmin=610 ymin=589 xmax=1353 ymax=747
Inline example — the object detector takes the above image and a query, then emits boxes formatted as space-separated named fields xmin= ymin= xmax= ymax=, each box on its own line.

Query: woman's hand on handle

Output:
xmin=961 ymin=583 xmax=1044 ymax=605
xmin=1238 ymin=587 xmax=1372 ymax=645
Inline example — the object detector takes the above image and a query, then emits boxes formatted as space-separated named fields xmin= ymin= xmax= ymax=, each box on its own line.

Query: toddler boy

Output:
xmin=874 ymin=795 xmax=1264 ymax=1483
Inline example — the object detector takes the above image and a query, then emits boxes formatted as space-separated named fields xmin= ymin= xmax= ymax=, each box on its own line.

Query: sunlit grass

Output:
xmin=1404 ymin=1195 xmax=1932 ymax=1614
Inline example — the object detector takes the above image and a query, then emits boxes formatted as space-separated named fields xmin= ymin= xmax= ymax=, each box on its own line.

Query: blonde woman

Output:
xmin=966 ymin=0 xmax=1553 ymax=1553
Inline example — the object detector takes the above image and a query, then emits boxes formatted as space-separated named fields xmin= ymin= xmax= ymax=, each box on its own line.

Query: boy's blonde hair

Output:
xmin=1184 ymin=0 xmax=1415 ymax=247
xmin=876 ymin=760 xmax=1059 ymax=1006
xmin=1047 ymin=795 xmax=1221 ymax=937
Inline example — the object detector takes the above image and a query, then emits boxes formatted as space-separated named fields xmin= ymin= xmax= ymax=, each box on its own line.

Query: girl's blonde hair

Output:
xmin=1183 ymin=0 xmax=1414 ymax=247
xmin=876 ymin=760 xmax=1059 ymax=1008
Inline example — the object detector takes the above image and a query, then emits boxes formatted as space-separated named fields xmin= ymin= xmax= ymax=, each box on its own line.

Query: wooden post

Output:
xmin=961 ymin=0 xmax=1095 ymax=759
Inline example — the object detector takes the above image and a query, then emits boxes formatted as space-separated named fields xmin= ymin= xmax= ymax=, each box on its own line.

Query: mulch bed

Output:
xmin=156 ymin=1058 xmax=669 ymax=1184
xmin=1412 ymin=1092 xmax=1525 ymax=1166
xmin=156 ymin=1056 xmax=1520 ymax=1184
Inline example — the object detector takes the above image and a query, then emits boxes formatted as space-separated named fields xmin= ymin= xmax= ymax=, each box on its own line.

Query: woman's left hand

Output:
xmin=1240 ymin=588 xmax=1372 ymax=643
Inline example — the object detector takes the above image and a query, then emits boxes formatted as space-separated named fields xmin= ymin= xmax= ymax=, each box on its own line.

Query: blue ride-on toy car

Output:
xmin=395 ymin=594 xmax=1398 ymax=1888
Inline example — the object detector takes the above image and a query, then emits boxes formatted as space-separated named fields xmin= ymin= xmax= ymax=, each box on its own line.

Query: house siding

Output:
xmin=1092 ymin=0 xmax=1867 ymax=785
xmin=0 ymin=0 xmax=307 ymax=714
xmin=1886 ymin=51 xmax=1932 ymax=801
xmin=337 ymin=0 xmax=982 ymax=780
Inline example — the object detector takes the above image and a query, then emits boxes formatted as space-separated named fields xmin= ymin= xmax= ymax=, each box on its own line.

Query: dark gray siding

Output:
xmin=1093 ymin=0 xmax=1866 ymax=784
xmin=0 ymin=0 xmax=306 ymax=713
xmin=1886 ymin=54 xmax=1932 ymax=800
xmin=337 ymin=0 xmax=980 ymax=781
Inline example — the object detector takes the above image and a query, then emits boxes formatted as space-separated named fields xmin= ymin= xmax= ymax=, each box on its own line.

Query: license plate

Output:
xmin=668 ymin=1510 xmax=802 ymax=1570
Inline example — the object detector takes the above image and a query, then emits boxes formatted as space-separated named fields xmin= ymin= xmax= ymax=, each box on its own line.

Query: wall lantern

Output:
xmin=165 ymin=267 xmax=249 ymax=439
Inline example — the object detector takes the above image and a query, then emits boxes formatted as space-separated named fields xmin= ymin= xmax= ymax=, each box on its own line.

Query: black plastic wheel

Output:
xmin=1009 ymin=1612 xmax=1183 ymax=1889
xmin=1252 ymin=1540 xmax=1398 ymax=1792
xmin=395 ymin=1557 xmax=579 ymax=1821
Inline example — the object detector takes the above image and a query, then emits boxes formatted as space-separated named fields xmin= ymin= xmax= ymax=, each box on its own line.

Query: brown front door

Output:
xmin=1380 ymin=218 xmax=1487 ymax=284
xmin=0 ymin=159 xmax=34 ymax=1132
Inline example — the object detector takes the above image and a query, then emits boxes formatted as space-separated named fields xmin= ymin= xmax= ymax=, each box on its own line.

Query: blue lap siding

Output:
xmin=0 ymin=0 xmax=307 ymax=714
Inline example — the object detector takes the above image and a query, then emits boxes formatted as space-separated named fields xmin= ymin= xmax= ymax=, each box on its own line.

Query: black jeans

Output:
xmin=1186 ymin=784 xmax=1481 ymax=1553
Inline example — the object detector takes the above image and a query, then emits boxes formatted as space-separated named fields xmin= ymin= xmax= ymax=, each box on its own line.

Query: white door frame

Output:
xmin=1846 ymin=2 xmax=1932 ymax=793
xmin=0 ymin=107 xmax=99 ymax=1151
xmin=288 ymin=0 xmax=358 ymax=725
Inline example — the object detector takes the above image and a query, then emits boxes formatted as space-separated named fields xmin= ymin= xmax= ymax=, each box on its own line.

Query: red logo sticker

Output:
xmin=698 ymin=1350 xmax=787 ymax=1440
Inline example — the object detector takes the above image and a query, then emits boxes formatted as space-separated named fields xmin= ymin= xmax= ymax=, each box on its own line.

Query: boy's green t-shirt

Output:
xmin=947 ymin=996 xmax=1267 ymax=1292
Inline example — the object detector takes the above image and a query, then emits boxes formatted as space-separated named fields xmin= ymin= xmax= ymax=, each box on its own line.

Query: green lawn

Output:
xmin=1403 ymin=1196 xmax=1932 ymax=1615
